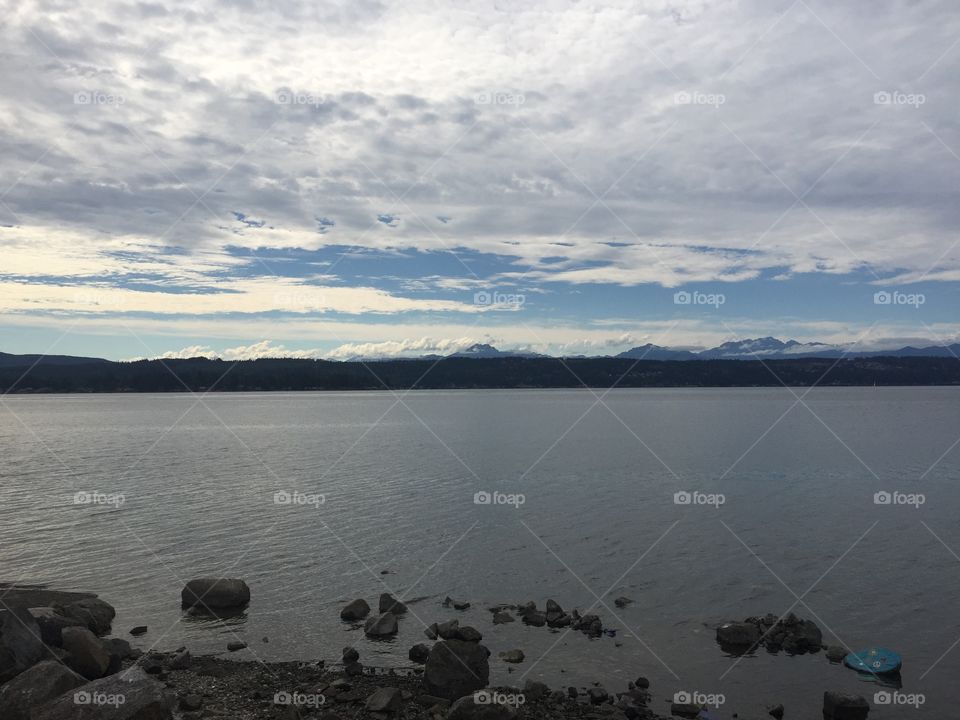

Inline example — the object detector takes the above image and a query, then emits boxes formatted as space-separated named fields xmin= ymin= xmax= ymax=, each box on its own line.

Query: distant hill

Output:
xmin=615 ymin=344 xmax=699 ymax=361
xmin=1 ymin=355 xmax=958 ymax=393
xmin=449 ymin=343 xmax=546 ymax=358
xmin=0 ymin=352 xmax=109 ymax=368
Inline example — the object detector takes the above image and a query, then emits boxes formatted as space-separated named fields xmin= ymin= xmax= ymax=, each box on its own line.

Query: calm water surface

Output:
xmin=1 ymin=388 xmax=958 ymax=717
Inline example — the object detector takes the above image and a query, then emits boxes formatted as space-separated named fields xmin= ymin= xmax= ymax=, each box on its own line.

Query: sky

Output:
xmin=1 ymin=0 xmax=958 ymax=360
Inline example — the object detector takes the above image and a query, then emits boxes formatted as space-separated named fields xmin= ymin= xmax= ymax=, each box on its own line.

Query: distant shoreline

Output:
xmin=2 ymin=355 xmax=959 ymax=393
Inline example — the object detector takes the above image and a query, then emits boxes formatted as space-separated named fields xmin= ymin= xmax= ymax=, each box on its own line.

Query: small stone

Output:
xmin=499 ymin=649 xmax=525 ymax=663
xmin=130 ymin=625 xmax=148 ymax=636
xmin=453 ymin=601 xmax=471 ymax=610
xmin=226 ymin=641 xmax=247 ymax=651
xmin=169 ymin=649 xmax=191 ymax=670
xmin=634 ymin=676 xmax=650 ymax=689
xmin=342 ymin=646 xmax=359 ymax=664
xmin=181 ymin=693 xmax=203 ymax=711
xmin=379 ymin=593 xmax=407 ymax=615
xmin=523 ymin=679 xmax=549 ymax=700
xmin=769 ymin=703 xmax=785 ymax=719
xmin=364 ymin=612 xmax=399 ymax=637
xmin=456 ymin=626 xmax=483 ymax=642
xmin=345 ymin=661 xmax=364 ymax=676
xmin=492 ymin=611 xmax=515 ymax=624
xmin=614 ymin=596 xmax=633 ymax=608
xmin=588 ymin=687 xmax=608 ymax=704
xmin=822 ymin=691 xmax=869 ymax=720
xmin=341 ymin=598 xmax=371 ymax=621
xmin=825 ymin=645 xmax=847 ymax=662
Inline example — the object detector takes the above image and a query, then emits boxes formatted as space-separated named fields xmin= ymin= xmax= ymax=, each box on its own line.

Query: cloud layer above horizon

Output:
xmin=2 ymin=0 xmax=959 ymax=358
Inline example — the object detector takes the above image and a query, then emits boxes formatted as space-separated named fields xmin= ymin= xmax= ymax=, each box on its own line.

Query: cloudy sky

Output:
xmin=1 ymin=0 xmax=958 ymax=360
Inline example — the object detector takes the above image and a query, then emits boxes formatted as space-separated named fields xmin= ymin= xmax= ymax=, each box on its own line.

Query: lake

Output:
xmin=1 ymin=387 xmax=957 ymax=717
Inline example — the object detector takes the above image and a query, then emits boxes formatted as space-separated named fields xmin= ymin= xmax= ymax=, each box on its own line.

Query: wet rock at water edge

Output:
xmin=492 ymin=611 xmax=515 ymax=624
xmin=341 ymin=646 xmax=360 ymax=664
xmin=364 ymin=612 xmax=399 ymax=637
xmin=436 ymin=619 xmax=460 ymax=639
xmin=379 ymin=593 xmax=408 ymax=615
xmin=341 ymin=598 xmax=371 ymax=621
xmin=55 ymin=597 xmax=116 ymax=636
xmin=769 ymin=703 xmax=785 ymax=719
xmin=587 ymin=686 xmax=608 ymax=704
xmin=169 ymin=649 xmax=191 ymax=670
xmin=226 ymin=641 xmax=247 ymax=652
xmin=27 ymin=608 xmax=83 ymax=648
xmin=456 ymin=626 xmax=483 ymax=643
xmin=826 ymin=645 xmax=846 ymax=662
xmin=409 ymin=643 xmax=431 ymax=663
xmin=499 ymin=649 xmax=524 ymax=663
xmin=716 ymin=621 xmax=761 ymax=650
xmin=522 ymin=611 xmax=546 ymax=627
xmin=523 ymin=679 xmax=549 ymax=700
xmin=180 ymin=578 xmax=250 ymax=610
xmin=614 ymin=596 xmax=633 ymax=608
xmin=129 ymin=625 xmax=148 ymax=636
xmin=822 ymin=690 xmax=870 ymax=720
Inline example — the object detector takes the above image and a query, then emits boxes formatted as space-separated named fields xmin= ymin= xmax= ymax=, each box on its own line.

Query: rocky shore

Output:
xmin=0 ymin=581 xmax=874 ymax=719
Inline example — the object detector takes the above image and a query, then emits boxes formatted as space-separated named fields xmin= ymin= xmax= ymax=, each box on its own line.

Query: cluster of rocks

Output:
xmin=716 ymin=612 xmax=824 ymax=655
xmin=340 ymin=592 xmax=409 ymax=641
xmin=0 ymin=578 xmax=252 ymax=719
xmin=487 ymin=599 xmax=606 ymax=638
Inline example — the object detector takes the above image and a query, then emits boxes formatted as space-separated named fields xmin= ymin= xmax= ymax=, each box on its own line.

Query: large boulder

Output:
xmin=447 ymin=693 xmax=517 ymax=720
xmin=61 ymin=626 xmax=110 ymax=680
xmin=422 ymin=639 xmax=490 ymax=701
xmin=364 ymin=612 xmax=399 ymax=637
xmin=340 ymin=598 xmax=371 ymax=621
xmin=0 ymin=608 xmax=46 ymax=683
xmin=181 ymin=578 xmax=250 ymax=610
xmin=33 ymin=667 xmax=176 ymax=720
xmin=0 ymin=660 xmax=85 ymax=720
xmin=27 ymin=608 xmax=84 ymax=647
xmin=55 ymin=598 xmax=115 ymax=636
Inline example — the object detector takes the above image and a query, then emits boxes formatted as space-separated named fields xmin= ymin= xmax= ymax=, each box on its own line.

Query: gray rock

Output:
xmin=129 ymin=626 xmax=148 ymax=636
xmin=634 ymin=676 xmax=650 ymax=689
xmin=365 ymin=686 xmax=402 ymax=712
xmin=447 ymin=693 xmax=517 ymax=720
xmin=769 ymin=703 xmax=785 ymax=719
xmin=437 ymin=619 xmax=459 ymax=639
xmin=499 ymin=649 xmax=524 ymax=663
xmin=453 ymin=601 xmax=471 ymax=610
xmin=614 ymin=596 xmax=633 ymax=608
xmin=456 ymin=626 xmax=483 ymax=643
xmin=61 ymin=626 xmax=110 ymax=680
xmin=546 ymin=612 xmax=572 ymax=628
xmin=340 ymin=598 xmax=371 ymax=621
xmin=0 ymin=608 xmax=46 ymax=682
xmin=180 ymin=693 xmax=203 ymax=711
xmin=103 ymin=638 xmax=136 ymax=660
xmin=671 ymin=702 xmax=701 ymax=718
xmin=422 ymin=639 xmax=490 ymax=701
xmin=169 ymin=649 xmax=191 ymax=670
xmin=588 ymin=686 xmax=608 ymax=704
xmin=226 ymin=641 xmax=247 ymax=651
xmin=27 ymin=608 xmax=84 ymax=647
xmin=492 ymin=611 xmax=515 ymax=624
xmin=826 ymin=645 xmax=847 ymax=662
xmin=364 ymin=612 xmax=399 ymax=637
xmin=379 ymin=593 xmax=408 ymax=615
xmin=0 ymin=660 xmax=84 ymax=720
xmin=409 ymin=644 xmax=431 ymax=663
xmin=822 ymin=691 xmax=869 ymax=720
xmin=55 ymin=598 xmax=116 ymax=636
xmin=180 ymin=578 xmax=250 ymax=610
xmin=716 ymin=622 xmax=760 ymax=647
xmin=522 ymin=679 xmax=549 ymax=700
xmin=545 ymin=599 xmax=563 ymax=614
xmin=521 ymin=611 xmax=546 ymax=627
xmin=32 ymin=667 xmax=176 ymax=720
xmin=345 ymin=660 xmax=364 ymax=676
xmin=342 ymin=646 xmax=360 ymax=664
xmin=425 ymin=623 xmax=439 ymax=640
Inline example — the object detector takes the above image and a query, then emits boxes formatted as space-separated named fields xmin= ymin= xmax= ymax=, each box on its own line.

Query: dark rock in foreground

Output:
xmin=0 ymin=660 xmax=84 ymax=720
xmin=447 ymin=693 xmax=517 ymax=719
xmin=422 ymin=639 xmax=490 ymax=700
xmin=33 ymin=667 xmax=176 ymax=720
xmin=0 ymin=608 xmax=46 ymax=683
xmin=823 ymin=690 xmax=870 ymax=719
xmin=55 ymin=597 xmax=116 ymax=636
xmin=61 ymin=626 xmax=110 ymax=679
xmin=181 ymin=578 xmax=250 ymax=610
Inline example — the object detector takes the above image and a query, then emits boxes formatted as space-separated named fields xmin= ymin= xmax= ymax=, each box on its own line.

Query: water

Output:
xmin=1 ymin=388 xmax=958 ymax=717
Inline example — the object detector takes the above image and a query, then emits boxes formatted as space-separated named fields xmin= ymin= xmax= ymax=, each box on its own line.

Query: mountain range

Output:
xmin=1 ymin=338 xmax=958 ymax=366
